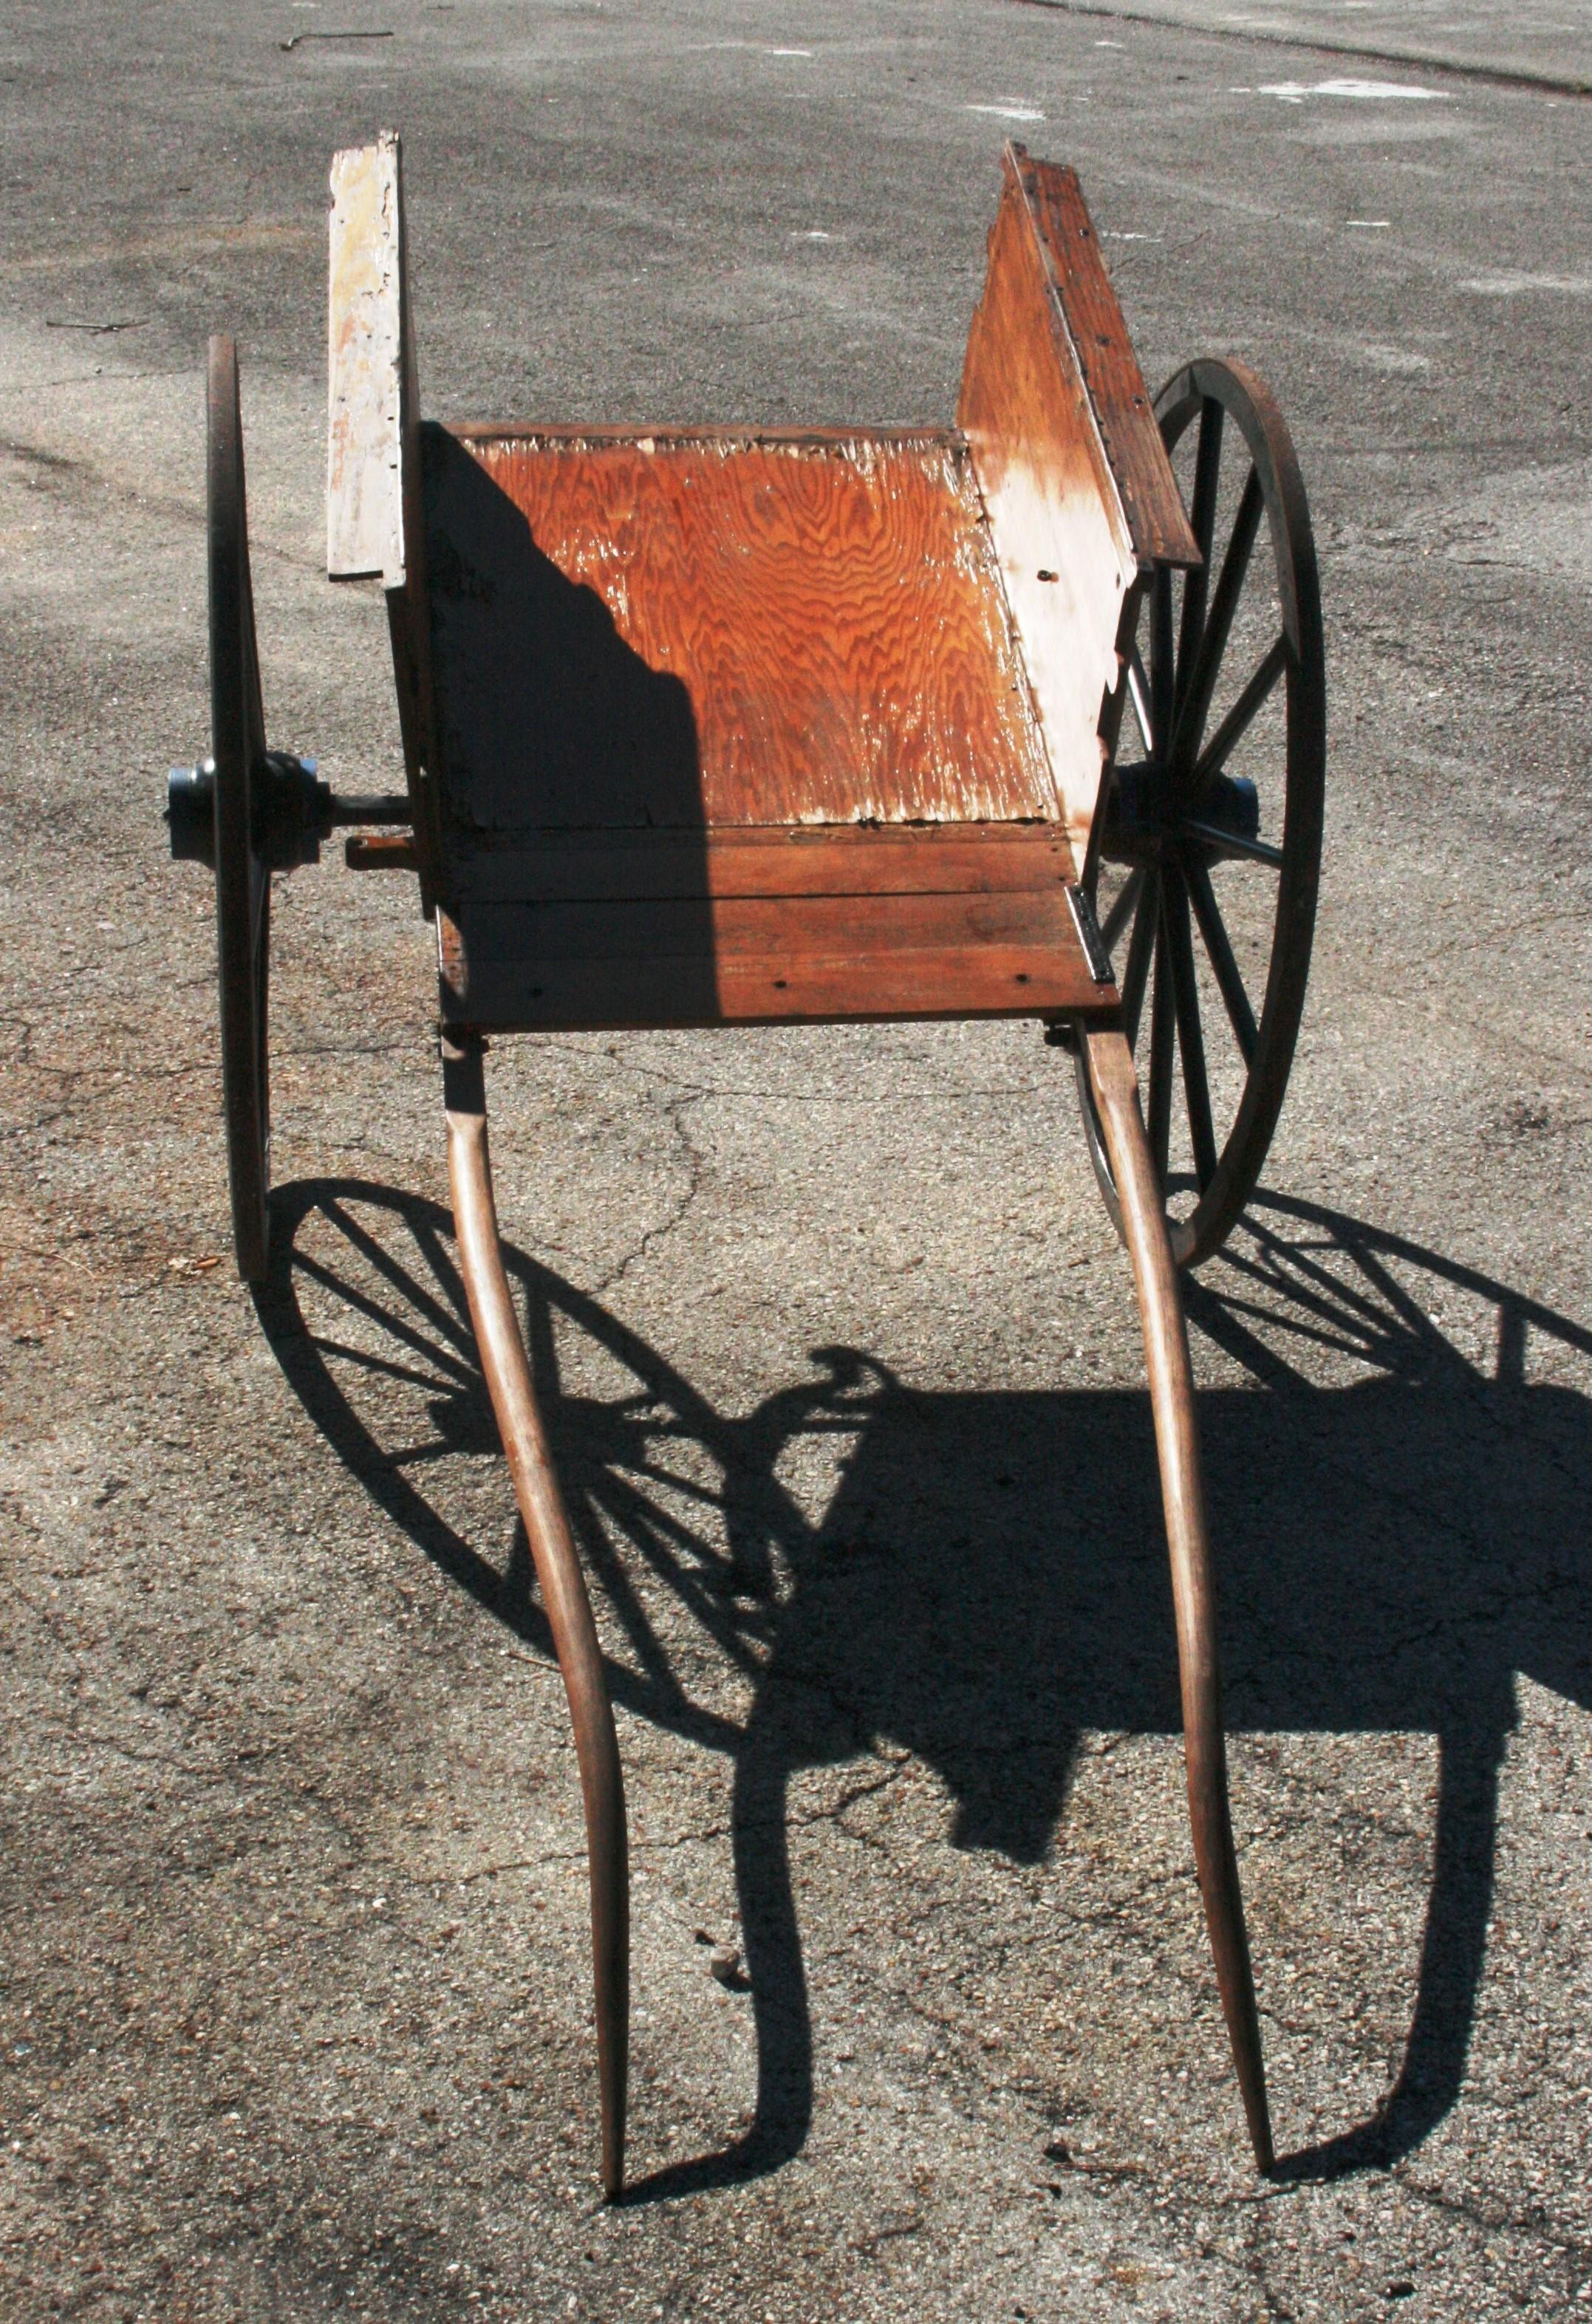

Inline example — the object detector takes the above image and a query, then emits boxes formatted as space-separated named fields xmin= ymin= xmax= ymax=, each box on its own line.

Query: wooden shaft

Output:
xmin=443 ymin=1036 xmax=629 ymax=2199
xmin=1082 ymin=1024 xmax=1274 ymax=2174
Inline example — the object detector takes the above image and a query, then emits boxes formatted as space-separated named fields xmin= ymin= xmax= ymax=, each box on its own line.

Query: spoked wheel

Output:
xmin=205 ymin=334 xmax=273 ymax=1283
xmin=165 ymin=340 xmax=411 ymax=1279
xmin=1076 ymin=358 xmax=1325 ymax=1268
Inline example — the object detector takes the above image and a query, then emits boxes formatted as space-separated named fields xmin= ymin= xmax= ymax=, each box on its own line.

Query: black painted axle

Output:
xmin=165 ymin=753 xmax=409 ymax=873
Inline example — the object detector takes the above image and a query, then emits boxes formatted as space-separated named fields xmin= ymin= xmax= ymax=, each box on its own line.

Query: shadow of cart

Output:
xmin=255 ymin=1180 xmax=1592 ymax=2195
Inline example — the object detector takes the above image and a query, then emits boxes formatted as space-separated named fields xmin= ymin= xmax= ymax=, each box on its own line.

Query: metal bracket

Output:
xmin=1065 ymin=881 xmax=1116 ymax=985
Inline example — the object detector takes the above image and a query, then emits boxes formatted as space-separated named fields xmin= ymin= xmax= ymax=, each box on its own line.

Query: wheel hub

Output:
xmin=1101 ymin=762 xmax=1260 ymax=866
xmin=167 ymin=753 xmax=410 ymax=874
xmin=166 ymin=750 xmax=333 ymax=873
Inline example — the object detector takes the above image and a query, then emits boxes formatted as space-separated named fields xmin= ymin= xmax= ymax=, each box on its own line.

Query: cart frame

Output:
xmin=168 ymin=130 xmax=1333 ymax=2195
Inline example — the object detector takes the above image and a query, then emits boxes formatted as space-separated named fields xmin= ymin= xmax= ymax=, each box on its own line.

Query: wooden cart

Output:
xmin=167 ymin=134 xmax=1325 ymax=2195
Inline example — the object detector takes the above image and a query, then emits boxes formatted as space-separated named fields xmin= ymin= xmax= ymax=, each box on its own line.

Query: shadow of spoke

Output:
xmin=256 ymin=1174 xmax=1592 ymax=2192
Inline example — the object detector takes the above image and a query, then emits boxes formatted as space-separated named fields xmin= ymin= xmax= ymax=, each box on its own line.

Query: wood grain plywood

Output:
xmin=959 ymin=149 xmax=1151 ymax=872
xmin=422 ymin=426 xmax=1059 ymax=835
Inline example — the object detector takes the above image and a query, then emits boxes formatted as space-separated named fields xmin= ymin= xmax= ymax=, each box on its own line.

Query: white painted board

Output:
xmin=327 ymin=132 xmax=406 ymax=586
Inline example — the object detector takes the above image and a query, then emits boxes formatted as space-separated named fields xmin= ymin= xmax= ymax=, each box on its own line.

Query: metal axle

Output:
xmin=166 ymin=753 xmax=410 ymax=873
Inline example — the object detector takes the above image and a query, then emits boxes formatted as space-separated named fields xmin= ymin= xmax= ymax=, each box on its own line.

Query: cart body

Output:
xmin=170 ymin=131 xmax=1333 ymax=2194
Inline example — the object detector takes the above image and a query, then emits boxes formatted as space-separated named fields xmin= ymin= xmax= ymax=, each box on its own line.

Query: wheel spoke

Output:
xmin=1169 ymin=466 xmax=1264 ymax=785
xmin=256 ymin=885 xmax=271 ymax=1153
xmin=1121 ymin=864 xmax=1161 ymax=1047
xmin=1175 ymin=397 xmax=1224 ymax=716
xmin=1183 ymin=818 xmax=1284 ymax=868
xmin=1147 ymin=904 xmax=1175 ymax=1181
xmin=1127 ymin=643 xmax=1155 ymax=756
xmin=1150 ymin=565 xmax=1175 ymax=759
xmin=1164 ymin=872 xmax=1220 ymax=1192
xmin=1099 ymin=867 xmax=1144 ymax=958
xmin=1194 ymin=634 xmax=1288 ymax=787
xmin=250 ymin=853 xmax=270 ymax=943
xmin=1184 ymin=851 xmax=1258 ymax=1066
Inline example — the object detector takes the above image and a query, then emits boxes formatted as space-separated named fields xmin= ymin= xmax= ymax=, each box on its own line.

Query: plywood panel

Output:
xmin=958 ymin=146 xmax=1190 ymax=872
xmin=423 ymin=426 xmax=1060 ymax=835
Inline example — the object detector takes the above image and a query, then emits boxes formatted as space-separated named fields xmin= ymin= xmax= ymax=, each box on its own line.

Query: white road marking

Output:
xmin=1260 ymin=78 xmax=1446 ymax=100
xmin=1460 ymin=271 xmax=1592 ymax=295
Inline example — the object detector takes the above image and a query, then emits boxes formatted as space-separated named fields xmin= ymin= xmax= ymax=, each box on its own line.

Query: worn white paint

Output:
xmin=1259 ymin=78 xmax=1446 ymax=99
xmin=976 ymin=465 xmax=1130 ymax=872
xmin=327 ymin=132 xmax=406 ymax=586
xmin=958 ymin=179 xmax=1138 ymax=873
xmin=1460 ymin=270 xmax=1592 ymax=296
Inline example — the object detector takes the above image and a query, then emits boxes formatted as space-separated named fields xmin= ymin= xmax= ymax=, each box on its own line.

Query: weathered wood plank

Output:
xmin=1016 ymin=152 xmax=1199 ymax=571
xmin=424 ymin=427 xmax=1061 ymax=835
xmin=448 ymin=822 xmax=1076 ymax=903
xmin=326 ymin=131 xmax=448 ymax=903
xmin=958 ymin=143 xmax=1182 ymax=872
xmin=327 ymin=132 xmax=406 ymax=585
xmin=437 ymin=920 xmax=1113 ymax=1031
xmin=455 ymin=887 xmax=1079 ymax=962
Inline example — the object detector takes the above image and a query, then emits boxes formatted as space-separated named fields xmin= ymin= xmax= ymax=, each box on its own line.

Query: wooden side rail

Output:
xmin=328 ymin=131 xmax=444 ymax=905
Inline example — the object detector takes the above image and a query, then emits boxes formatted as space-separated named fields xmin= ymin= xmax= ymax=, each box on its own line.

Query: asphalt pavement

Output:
xmin=1 ymin=3 xmax=1589 ymax=2318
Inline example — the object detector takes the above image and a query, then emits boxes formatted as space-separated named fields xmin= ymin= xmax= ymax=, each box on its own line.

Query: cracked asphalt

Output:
xmin=1 ymin=2 xmax=1589 ymax=2318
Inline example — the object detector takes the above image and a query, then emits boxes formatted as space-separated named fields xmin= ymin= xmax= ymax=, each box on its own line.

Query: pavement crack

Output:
xmin=592 ymin=1091 xmax=708 ymax=1296
xmin=536 ymin=1036 xmax=1052 ymax=1108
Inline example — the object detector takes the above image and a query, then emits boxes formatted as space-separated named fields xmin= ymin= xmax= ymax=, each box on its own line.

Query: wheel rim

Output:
xmin=208 ymin=334 xmax=272 ymax=1284
xmin=1077 ymin=358 xmax=1325 ymax=1268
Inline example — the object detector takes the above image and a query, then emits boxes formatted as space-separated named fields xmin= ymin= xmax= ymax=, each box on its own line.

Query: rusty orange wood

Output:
xmin=424 ymin=426 xmax=1059 ymax=835
xmin=436 ymin=891 xmax=1116 ymax=1032
xmin=446 ymin=822 xmax=1079 ymax=903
